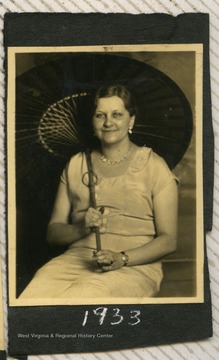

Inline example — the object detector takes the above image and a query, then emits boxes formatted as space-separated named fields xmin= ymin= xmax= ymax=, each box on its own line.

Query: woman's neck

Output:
xmin=101 ymin=140 xmax=132 ymax=161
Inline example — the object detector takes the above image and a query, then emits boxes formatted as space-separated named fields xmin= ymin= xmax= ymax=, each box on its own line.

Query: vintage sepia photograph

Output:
xmin=7 ymin=44 xmax=203 ymax=306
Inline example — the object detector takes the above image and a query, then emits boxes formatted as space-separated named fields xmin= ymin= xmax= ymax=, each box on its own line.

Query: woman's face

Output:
xmin=92 ymin=96 xmax=135 ymax=146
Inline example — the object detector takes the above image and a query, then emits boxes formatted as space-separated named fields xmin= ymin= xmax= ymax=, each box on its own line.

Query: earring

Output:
xmin=128 ymin=127 xmax=133 ymax=134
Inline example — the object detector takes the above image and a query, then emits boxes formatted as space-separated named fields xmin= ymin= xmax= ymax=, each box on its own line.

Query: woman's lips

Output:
xmin=102 ymin=129 xmax=117 ymax=132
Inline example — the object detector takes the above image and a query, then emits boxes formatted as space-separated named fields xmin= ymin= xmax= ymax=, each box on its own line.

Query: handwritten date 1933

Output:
xmin=82 ymin=307 xmax=141 ymax=327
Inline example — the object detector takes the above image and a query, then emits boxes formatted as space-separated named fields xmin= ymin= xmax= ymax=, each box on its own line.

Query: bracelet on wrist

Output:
xmin=120 ymin=251 xmax=129 ymax=266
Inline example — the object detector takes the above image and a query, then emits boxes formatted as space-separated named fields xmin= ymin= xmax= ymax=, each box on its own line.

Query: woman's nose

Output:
xmin=103 ymin=115 xmax=113 ymax=127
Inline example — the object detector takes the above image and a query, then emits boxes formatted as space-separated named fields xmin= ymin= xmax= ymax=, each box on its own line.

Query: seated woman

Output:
xmin=20 ymin=84 xmax=178 ymax=299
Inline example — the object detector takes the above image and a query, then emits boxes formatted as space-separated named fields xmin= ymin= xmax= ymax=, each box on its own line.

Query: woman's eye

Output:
xmin=95 ymin=113 xmax=105 ymax=119
xmin=113 ymin=112 xmax=122 ymax=118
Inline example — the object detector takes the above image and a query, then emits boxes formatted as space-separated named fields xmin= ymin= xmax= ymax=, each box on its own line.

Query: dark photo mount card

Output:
xmin=0 ymin=254 xmax=6 ymax=360
xmin=4 ymin=13 xmax=213 ymax=357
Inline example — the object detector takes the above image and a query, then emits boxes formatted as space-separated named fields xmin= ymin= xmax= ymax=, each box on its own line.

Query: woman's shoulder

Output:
xmin=61 ymin=152 xmax=85 ymax=183
xmin=147 ymin=149 xmax=170 ymax=169
xmin=130 ymin=146 xmax=175 ymax=182
xmin=140 ymin=148 xmax=179 ymax=194
xmin=130 ymin=146 xmax=164 ymax=172
xmin=68 ymin=151 xmax=84 ymax=164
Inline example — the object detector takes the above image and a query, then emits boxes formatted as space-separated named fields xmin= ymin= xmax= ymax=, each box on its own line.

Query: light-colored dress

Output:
xmin=20 ymin=147 xmax=176 ymax=299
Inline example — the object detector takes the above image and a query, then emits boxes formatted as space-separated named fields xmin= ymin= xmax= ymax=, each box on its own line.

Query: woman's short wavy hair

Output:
xmin=93 ymin=84 xmax=136 ymax=117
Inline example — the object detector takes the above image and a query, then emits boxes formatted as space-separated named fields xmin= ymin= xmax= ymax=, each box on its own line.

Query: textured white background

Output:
xmin=0 ymin=0 xmax=219 ymax=359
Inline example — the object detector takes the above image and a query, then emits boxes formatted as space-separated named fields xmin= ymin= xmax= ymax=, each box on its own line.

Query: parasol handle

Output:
xmin=85 ymin=149 xmax=102 ymax=251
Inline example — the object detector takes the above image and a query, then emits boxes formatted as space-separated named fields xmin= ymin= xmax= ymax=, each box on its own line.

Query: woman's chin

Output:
xmin=100 ymin=134 xmax=129 ymax=147
xmin=100 ymin=136 xmax=119 ymax=145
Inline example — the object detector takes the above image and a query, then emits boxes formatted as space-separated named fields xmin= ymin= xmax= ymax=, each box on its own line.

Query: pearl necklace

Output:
xmin=100 ymin=147 xmax=131 ymax=165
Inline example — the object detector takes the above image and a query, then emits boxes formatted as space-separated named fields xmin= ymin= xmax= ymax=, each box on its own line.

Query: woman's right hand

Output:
xmin=85 ymin=207 xmax=108 ymax=233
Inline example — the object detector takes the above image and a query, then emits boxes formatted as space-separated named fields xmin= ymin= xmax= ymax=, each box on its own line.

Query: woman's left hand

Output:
xmin=93 ymin=250 xmax=124 ymax=271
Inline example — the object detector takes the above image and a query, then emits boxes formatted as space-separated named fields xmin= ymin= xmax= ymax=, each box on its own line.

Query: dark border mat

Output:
xmin=4 ymin=12 xmax=213 ymax=357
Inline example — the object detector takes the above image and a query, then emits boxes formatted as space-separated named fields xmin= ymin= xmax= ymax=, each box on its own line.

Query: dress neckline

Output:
xmin=90 ymin=146 xmax=151 ymax=179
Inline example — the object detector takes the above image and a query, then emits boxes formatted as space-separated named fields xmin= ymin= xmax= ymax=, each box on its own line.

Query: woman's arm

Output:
xmin=127 ymin=179 xmax=178 ymax=265
xmin=95 ymin=180 xmax=178 ymax=270
xmin=47 ymin=181 xmax=89 ymax=246
xmin=47 ymin=182 xmax=107 ymax=246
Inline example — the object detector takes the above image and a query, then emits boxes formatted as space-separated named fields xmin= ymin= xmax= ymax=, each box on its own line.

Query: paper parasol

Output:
xmin=15 ymin=53 xmax=193 ymax=215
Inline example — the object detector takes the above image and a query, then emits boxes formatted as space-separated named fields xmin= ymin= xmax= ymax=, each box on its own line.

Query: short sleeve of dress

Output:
xmin=60 ymin=161 xmax=71 ymax=185
xmin=149 ymin=151 xmax=178 ymax=197
xmin=60 ymin=168 xmax=67 ymax=184
xmin=60 ymin=152 xmax=85 ymax=186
